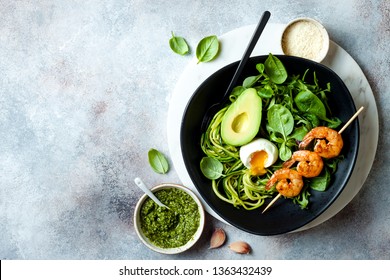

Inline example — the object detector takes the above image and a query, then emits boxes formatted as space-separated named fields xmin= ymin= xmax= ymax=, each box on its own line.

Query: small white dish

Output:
xmin=281 ymin=17 xmax=329 ymax=63
xmin=134 ymin=183 xmax=205 ymax=254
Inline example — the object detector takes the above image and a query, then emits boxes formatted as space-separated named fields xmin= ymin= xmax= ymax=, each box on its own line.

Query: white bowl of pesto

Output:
xmin=281 ymin=17 xmax=329 ymax=63
xmin=134 ymin=183 xmax=205 ymax=254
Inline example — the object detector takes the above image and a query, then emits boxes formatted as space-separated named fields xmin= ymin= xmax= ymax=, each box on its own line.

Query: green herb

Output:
xmin=293 ymin=186 xmax=310 ymax=209
xmin=200 ymin=157 xmax=223 ymax=179
xmin=264 ymin=53 xmax=288 ymax=84
xmin=295 ymin=90 xmax=327 ymax=118
xmin=196 ymin=35 xmax=219 ymax=63
xmin=148 ymin=149 xmax=169 ymax=174
xmin=267 ymin=104 xmax=294 ymax=138
xmin=169 ymin=32 xmax=189 ymax=55
xmin=267 ymin=104 xmax=294 ymax=161
xmin=256 ymin=84 xmax=273 ymax=99
xmin=243 ymin=75 xmax=261 ymax=88
xmin=309 ymin=168 xmax=331 ymax=191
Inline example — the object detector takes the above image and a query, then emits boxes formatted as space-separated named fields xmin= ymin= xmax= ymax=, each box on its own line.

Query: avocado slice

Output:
xmin=221 ymin=88 xmax=262 ymax=146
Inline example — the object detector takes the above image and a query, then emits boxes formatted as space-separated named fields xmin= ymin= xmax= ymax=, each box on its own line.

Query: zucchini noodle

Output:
xmin=201 ymin=106 xmax=275 ymax=210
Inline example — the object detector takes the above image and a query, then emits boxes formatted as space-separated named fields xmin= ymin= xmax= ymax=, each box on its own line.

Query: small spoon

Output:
xmin=134 ymin=177 xmax=169 ymax=209
xmin=200 ymin=11 xmax=271 ymax=133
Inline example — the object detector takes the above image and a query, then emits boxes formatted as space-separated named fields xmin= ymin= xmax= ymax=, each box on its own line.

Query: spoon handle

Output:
xmin=223 ymin=11 xmax=271 ymax=101
xmin=134 ymin=177 xmax=167 ymax=208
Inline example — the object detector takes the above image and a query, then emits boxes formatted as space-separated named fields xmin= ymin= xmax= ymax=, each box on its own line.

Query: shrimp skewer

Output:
xmin=299 ymin=126 xmax=343 ymax=158
xmin=262 ymin=168 xmax=304 ymax=214
xmin=283 ymin=150 xmax=324 ymax=178
xmin=265 ymin=168 xmax=304 ymax=198
xmin=262 ymin=106 xmax=364 ymax=214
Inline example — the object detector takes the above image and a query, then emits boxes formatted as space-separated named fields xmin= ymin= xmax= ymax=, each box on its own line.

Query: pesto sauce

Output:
xmin=140 ymin=188 xmax=200 ymax=249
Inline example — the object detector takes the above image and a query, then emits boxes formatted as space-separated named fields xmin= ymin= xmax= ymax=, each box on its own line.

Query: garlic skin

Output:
xmin=209 ymin=228 xmax=226 ymax=249
xmin=228 ymin=241 xmax=251 ymax=254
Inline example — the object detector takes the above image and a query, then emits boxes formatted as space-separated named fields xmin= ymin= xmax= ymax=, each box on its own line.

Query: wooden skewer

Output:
xmin=262 ymin=106 xmax=364 ymax=214
xmin=338 ymin=106 xmax=364 ymax=134
xmin=262 ymin=193 xmax=281 ymax=213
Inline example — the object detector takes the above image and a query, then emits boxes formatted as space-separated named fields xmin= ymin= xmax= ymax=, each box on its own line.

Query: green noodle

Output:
xmin=202 ymin=106 xmax=275 ymax=210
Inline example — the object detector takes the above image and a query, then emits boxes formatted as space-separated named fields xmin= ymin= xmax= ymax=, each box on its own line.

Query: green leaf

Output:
xmin=294 ymin=90 xmax=327 ymax=119
xmin=264 ymin=53 xmax=288 ymax=84
xmin=196 ymin=35 xmax=219 ymax=63
xmin=256 ymin=84 xmax=273 ymax=99
xmin=243 ymin=75 xmax=261 ymax=88
xmin=200 ymin=157 xmax=223 ymax=180
xmin=148 ymin=149 xmax=169 ymax=174
xmin=267 ymin=104 xmax=294 ymax=138
xmin=230 ymin=86 xmax=245 ymax=98
xmin=309 ymin=169 xmax=331 ymax=191
xmin=256 ymin=63 xmax=265 ymax=73
xmin=293 ymin=188 xmax=310 ymax=209
xmin=169 ymin=32 xmax=189 ymax=55
xmin=288 ymin=126 xmax=309 ymax=141
xmin=279 ymin=142 xmax=292 ymax=161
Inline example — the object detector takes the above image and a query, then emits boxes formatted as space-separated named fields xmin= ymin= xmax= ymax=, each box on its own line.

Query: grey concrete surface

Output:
xmin=0 ymin=0 xmax=389 ymax=259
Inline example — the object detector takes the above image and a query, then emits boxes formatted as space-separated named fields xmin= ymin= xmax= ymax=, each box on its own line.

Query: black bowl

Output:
xmin=180 ymin=55 xmax=359 ymax=235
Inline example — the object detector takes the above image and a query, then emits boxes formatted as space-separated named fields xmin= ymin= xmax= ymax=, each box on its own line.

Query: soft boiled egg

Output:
xmin=239 ymin=138 xmax=279 ymax=176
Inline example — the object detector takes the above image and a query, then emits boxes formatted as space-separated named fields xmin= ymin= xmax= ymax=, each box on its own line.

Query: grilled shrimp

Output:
xmin=283 ymin=150 xmax=324 ymax=178
xmin=299 ymin=126 xmax=343 ymax=158
xmin=265 ymin=168 xmax=304 ymax=198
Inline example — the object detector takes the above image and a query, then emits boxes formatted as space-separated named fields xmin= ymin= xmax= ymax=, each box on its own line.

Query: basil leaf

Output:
xmin=200 ymin=157 xmax=223 ymax=180
xmin=169 ymin=32 xmax=189 ymax=55
xmin=264 ymin=53 xmax=287 ymax=84
xmin=196 ymin=35 xmax=219 ymax=63
xmin=148 ymin=149 xmax=169 ymax=174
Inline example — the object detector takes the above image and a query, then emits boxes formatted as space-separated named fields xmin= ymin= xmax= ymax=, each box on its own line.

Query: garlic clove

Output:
xmin=228 ymin=241 xmax=251 ymax=254
xmin=209 ymin=228 xmax=226 ymax=249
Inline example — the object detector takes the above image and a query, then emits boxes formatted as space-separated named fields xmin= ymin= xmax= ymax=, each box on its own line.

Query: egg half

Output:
xmin=239 ymin=138 xmax=279 ymax=176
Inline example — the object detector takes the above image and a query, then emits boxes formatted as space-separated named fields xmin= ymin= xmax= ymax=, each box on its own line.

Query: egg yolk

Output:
xmin=249 ymin=150 xmax=268 ymax=176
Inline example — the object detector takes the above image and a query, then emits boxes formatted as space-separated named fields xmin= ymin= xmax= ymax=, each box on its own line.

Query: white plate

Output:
xmin=167 ymin=23 xmax=378 ymax=232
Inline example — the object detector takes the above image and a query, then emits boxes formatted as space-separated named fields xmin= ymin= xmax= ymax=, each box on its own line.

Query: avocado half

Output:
xmin=221 ymin=88 xmax=262 ymax=146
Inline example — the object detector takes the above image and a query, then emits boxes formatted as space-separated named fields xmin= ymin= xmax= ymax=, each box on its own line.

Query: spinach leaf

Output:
xmin=196 ymin=35 xmax=219 ymax=63
xmin=294 ymin=90 xmax=327 ymax=119
xmin=169 ymin=32 xmax=189 ymax=55
xmin=309 ymin=168 xmax=331 ymax=191
xmin=264 ymin=54 xmax=288 ymax=84
xmin=200 ymin=157 xmax=223 ymax=180
xmin=243 ymin=75 xmax=261 ymax=88
xmin=279 ymin=142 xmax=292 ymax=161
xmin=288 ymin=126 xmax=309 ymax=141
xmin=267 ymin=104 xmax=294 ymax=139
xmin=295 ymin=90 xmax=342 ymax=128
xmin=230 ymin=86 xmax=245 ymax=98
xmin=256 ymin=84 xmax=273 ymax=99
xmin=148 ymin=149 xmax=169 ymax=174
xmin=256 ymin=63 xmax=265 ymax=73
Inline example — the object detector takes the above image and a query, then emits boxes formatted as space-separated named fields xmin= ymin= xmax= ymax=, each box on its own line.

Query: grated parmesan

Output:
xmin=282 ymin=20 xmax=325 ymax=61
